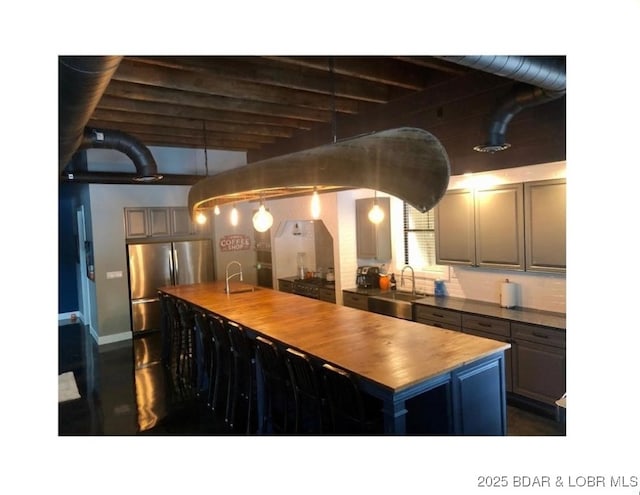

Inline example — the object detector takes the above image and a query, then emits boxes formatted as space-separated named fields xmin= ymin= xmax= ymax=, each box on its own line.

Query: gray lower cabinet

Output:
xmin=342 ymin=291 xmax=368 ymax=311
xmin=462 ymin=314 xmax=512 ymax=393
xmin=318 ymin=287 xmax=336 ymax=303
xmin=414 ymin=304 xmax=462 ymax=331
xmin=511 ymin=322 xmax=566 ymax=405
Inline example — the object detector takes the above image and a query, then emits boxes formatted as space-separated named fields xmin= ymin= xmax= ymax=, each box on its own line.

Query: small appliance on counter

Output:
xmin=356 ymin=266 xmax=380 ymax=288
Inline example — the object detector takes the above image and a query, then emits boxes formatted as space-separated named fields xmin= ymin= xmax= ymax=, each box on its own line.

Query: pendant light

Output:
xmin=213 ymin=204 xmax=220 ymax=215
xmin=368 ymin=190 xmax=384 ymax=224
xmin=252 ymin=196 xmax=273 ymax=232
xmin=197 ymin=121 xmax=209 ymax=225
xmin=195 ymin=211 xmax=207 ymax=224
xmin=311 ymin=188 xmax=320 ymax=219
xmin=230 ymin=204 xmax=239 ymax=226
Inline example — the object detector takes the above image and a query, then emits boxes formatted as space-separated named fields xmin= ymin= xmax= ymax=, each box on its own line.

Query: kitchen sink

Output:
xmin=368 ymin=292 xmax=426 ymax=320
xmin=225 ymin=287 xmax=259 ymax=294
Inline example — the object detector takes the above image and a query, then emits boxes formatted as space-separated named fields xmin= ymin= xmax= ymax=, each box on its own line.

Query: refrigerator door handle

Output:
xmin=173 ymin=248 xmax=179 ymax=284
xmin=168 ymin=248 xmax=175 ymax=285
xmin=132 ymin=297 xmax=160 ymax=304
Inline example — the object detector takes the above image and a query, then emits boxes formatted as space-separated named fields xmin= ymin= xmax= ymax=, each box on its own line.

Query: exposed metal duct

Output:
xmin=189 ymin=127 xmax=450 ymax=217
xmin=59 ymin=56 xmax=123 ymax=172
xmin=80 ymin=128 xmax=163 ymax=182
xmin=437 ymin=56 xmax=566 ymax=152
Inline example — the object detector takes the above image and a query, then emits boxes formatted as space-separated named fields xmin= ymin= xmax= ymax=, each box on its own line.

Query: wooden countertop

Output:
xmin=159 ymin=281 xmax=510 ymax=395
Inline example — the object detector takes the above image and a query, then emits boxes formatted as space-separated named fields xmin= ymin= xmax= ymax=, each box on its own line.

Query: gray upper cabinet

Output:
xmin=435 ymin=184 xmax=525 ymax=270
xmin=356 ymin=197 xmax=391 ymax=261
xmin=125 ymin=206 xmax=211 ymax=239
xmin=474 ymin=183 xmax=524 ymax=270
xmin=434 ymin=189 xmax=475 ymax=265
xmin=124 ymin=207 xmax=149 ymax=238
xmin=524 ymin=179 xmax=566 ymax=273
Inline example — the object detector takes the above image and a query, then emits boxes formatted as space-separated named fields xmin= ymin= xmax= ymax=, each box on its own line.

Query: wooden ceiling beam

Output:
xmin=90 ymin=108 xmax=296 ymax=138
xmin=128 ymin=56 xmax=395 ymax=103
xmin=113 ymin=59 xmax=362 ymax=113
xmin=264 ymin=56 xmax=443 ymax=90
xmin=97 ymin=95 xmax=317 ymax=129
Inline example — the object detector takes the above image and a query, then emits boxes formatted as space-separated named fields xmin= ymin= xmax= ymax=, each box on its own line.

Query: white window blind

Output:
xmin=403 ymin=203 xmax=436 ymax=269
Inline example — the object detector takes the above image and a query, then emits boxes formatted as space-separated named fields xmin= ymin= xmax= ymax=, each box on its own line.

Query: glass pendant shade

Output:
xmin=252 ymin=204 xmax=273 ymax=232
xmin=213 ymin=205 xmax=220 ymax=215
xmin=368 ymin=203 xmax=384 ymax=224
xmin=230 ymin=205 xmax=239 ymax=226
xmin=311 ymin=189 xmax=321 ymax=219
xmin=195 ymin=211 xmax=207 ymax=225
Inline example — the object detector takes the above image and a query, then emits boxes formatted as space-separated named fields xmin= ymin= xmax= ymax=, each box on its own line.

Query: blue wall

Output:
xmin=58 ymin=184 xmax=79 ymax=313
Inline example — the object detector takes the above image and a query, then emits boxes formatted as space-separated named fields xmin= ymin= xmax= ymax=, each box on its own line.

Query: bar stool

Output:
xmin=176 ymin=300 xmax=196 ymax=392
xmin=207 ymin=314 xmax=232 ymax=423
xmin=163 ymin=295 xmax=182 ymax=375
xmin=254 ymin=336 xmax=292 ymax=434
xmin=284 ymin=347 xmax=325 ymax=434
xmin=321 ymin=363 xmax=383 ymax=434
xmin=226 ymin=321 xmax=256 ymax=433
xmin=193 ymin=311 xmax=214 ymax=403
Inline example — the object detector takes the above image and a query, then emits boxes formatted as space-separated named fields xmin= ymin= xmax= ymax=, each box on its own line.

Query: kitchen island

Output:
xmin=159 ymin=281 xmax=510 ymax=435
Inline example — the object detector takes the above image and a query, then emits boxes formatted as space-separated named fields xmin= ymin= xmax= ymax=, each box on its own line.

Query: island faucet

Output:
xmin=225 ymin=260 xmax=243 ymax=293
xmin=400 ymin=264 xmax=416 ymax=295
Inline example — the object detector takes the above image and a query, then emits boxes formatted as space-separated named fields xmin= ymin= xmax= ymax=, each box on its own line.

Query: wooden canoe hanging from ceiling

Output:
xmin=188 ymin=127 xmax=451 ymax=216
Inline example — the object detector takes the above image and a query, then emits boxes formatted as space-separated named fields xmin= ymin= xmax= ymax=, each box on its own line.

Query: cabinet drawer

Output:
xmin=512 ymin=322 xmax=565 ymax=348
xmin=414 ymin=305 xmax=461 ymax=327
xmin=462 ymin=314 xmax=510 ymax=337
xmin=415 ymin=318 xmax=461 ymax=332
xmin=319 ymin=287 xmax=336 ymax=303
xmin=342 ymin=291 xmax=368 ymax=311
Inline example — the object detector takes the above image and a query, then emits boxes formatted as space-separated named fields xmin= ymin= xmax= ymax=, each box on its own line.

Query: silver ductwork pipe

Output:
xmin=437 ymin=56 xmax=566 ymax=152
xmin=80 ymin=128 xmax=163 ymax=182
xmin=59 ymin=56 xmax=123 ymax=172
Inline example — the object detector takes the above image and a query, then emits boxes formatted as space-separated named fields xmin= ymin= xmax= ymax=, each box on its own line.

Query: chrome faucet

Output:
xmin=225 ymin=260 xmax=243 ymax=293
xmin=400 ymin=265 xmax=416 ymax=295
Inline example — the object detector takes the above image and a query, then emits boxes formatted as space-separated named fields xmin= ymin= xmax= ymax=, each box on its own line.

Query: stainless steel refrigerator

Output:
xmin=127 ymin=239 xmax=214 ymax=333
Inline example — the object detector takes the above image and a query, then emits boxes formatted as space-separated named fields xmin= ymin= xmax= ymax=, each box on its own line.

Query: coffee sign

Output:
xmin=219 ymin=234 xmax=251 ymax=252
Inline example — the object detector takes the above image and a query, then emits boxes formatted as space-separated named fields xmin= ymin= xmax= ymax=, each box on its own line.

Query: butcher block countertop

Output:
xmin=159 ymin=281 xmax=510 ymax=394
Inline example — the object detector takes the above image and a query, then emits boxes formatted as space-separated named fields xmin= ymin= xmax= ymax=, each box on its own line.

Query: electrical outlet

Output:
xmin=106 ymin=271 xmax=123 ymax=279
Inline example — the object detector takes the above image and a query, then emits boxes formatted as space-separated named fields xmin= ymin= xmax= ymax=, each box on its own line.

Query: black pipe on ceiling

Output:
xmin=80 ymin=128 xmax=163 ymax=181
xmin=437 ymin=56 xmax=566 ymax=152
xmin=59 ymin=56 xmax=123 ymax=172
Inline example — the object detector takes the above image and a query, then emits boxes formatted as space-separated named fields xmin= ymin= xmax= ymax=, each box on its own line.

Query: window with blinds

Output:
xmin=403 ymin=203 xmax=436 ymax=268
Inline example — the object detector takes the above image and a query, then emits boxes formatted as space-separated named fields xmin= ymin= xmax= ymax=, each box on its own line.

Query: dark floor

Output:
xmin=58 ymin=320 xmax=564 ymax=436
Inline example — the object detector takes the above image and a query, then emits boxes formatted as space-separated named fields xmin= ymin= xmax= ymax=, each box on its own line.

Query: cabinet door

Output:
xmin=512 ymin=340 xmax=566 ymax=405
xmin=434 ymin=189 xmax=475 ymax=265
xmin=524 ymin=179 xmax=566 ymax=273
xmin=124 ymin=207 xmax=149 ymax=238
xmin=342 ymin=291 xmax=368 ymax=311
xmin=475 ymin=183 xmax=525 ymax=270
xmin=148 ymin=207 xmax=171 ymax=237
xmin=170 ymin=207 xmax=193 ymax=236
xmin=463 ymin=327 xmax=512 ymax=393
xmin=355 ymin=197 xmax=391 ymax=260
